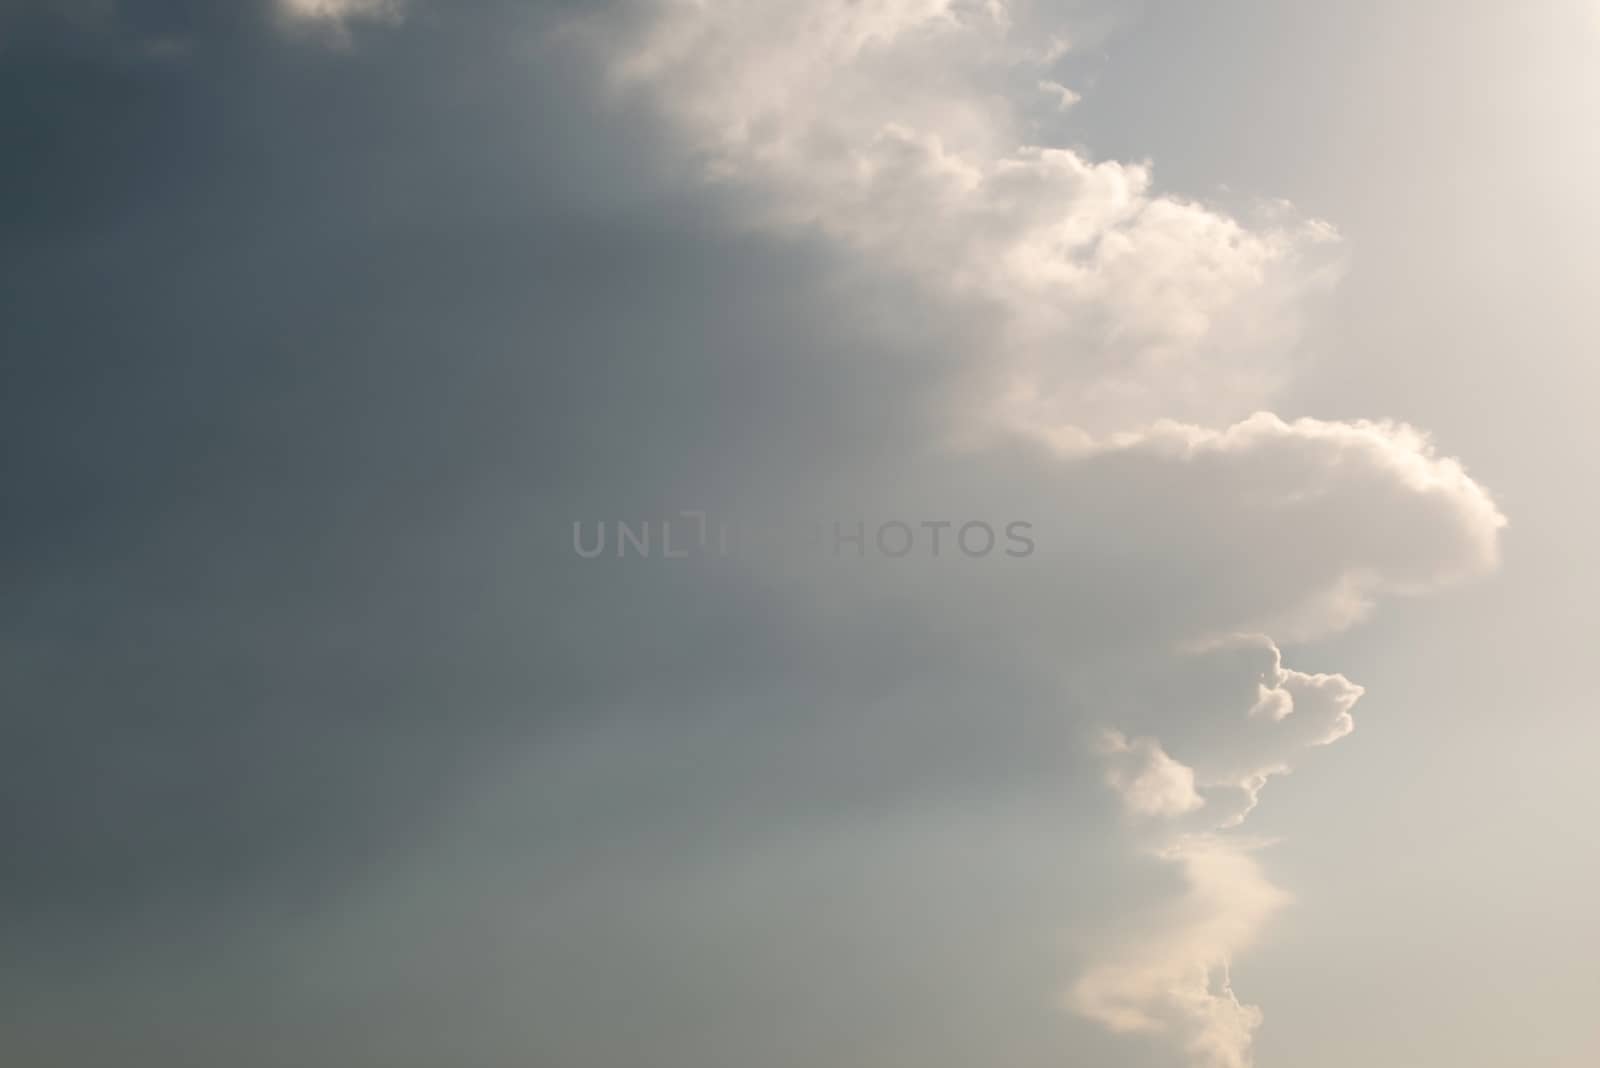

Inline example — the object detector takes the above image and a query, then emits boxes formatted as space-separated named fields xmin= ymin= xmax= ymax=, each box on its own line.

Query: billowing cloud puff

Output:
xmin=1099 ymin=731 xmax=1206 ymax=819
xmin=571 ymin=0 xmax=1342 ymax=431
xmin=1199 ymin=638 xmax=1365 ymax=827
xmin=1071 ymin=833 xmax=1290 ymax=1068
xmin=555 ymin=4 xmax=1503 ymax=651
xmin=837 ymin=412 xmax=1506 ymax=680
xmin=1028 ymin=413 xmax=1507 ymax=645
xmin=1046 ymin=418 xmax=1490 ymax=1066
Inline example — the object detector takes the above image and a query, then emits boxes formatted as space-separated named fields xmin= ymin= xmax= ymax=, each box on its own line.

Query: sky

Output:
xmin=2 ymin=2 xmax=1598 ymax=1067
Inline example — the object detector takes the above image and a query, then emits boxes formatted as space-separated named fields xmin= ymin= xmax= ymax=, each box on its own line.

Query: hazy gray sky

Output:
xmin=3 ymin=2 xmax=1596 ymax=1067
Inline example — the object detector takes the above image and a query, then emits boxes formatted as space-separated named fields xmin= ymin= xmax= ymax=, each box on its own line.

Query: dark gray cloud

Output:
xmin=0 ymin=0 xmax=1019 ymax=956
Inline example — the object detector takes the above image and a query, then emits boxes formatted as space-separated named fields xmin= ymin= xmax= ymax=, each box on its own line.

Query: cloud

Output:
xmin=1071 ymin=833 xmax=1289 ymax=1068
xmin=1049 ymin=418 xmax=1471 ymax=1066
xmin=849 ymin=412 xmax=1506 ymax=666
xmin=550 ymin=10 xmax=1507 ymax=1063
xmin=1072 ymin=634 xmax=1368 ymax=1067
xmin=1099 ymin=730 xmax=1206 ymax=819
xmin=1202 ymin=639 xmax=1365 ymax=827
xmin=0 ymin=5 xmax=1513 ymax=1067
xmin=1015 ymin=413 xmax=1505 ymax=645
xmin=571 ymin=0 xmax=1343 ymax=431
xmin=1037 ymin=78 xmax=1081 ymax=110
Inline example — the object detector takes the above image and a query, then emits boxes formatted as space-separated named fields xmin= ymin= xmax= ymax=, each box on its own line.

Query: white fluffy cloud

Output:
xmin=1041 ymin=417 xmax=1487 ymax=1065
xmin=1199 ymin=639 xmax=1366 ymax=827
xmin=1054 ymin=413 xmax=1507 ymax=643
xmin=861 ymin=412 xmax=1507 ymax=667
xmin=574 ymin=0 xmax=1342 ymax=431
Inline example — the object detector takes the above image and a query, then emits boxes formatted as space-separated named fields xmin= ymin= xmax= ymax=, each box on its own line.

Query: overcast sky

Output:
xmin=3 ymin=2 xmax=1598 ymax=1067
